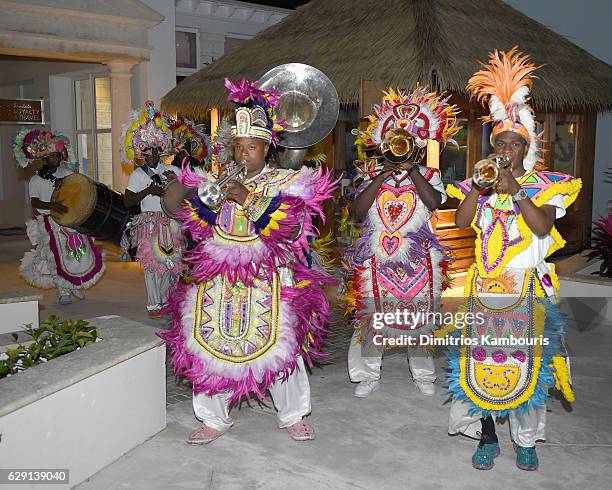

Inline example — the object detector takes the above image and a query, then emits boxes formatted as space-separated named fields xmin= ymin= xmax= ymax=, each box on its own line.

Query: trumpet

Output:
xmin=380 ymin=128 xmax=415 ymax=164
xmin=353 ymin=128 xmax=425 ymax=176
xmin=473 ymin=155 xmax=513 ymax=188
xmin=198 ymin=161 xmax=247 ymax=210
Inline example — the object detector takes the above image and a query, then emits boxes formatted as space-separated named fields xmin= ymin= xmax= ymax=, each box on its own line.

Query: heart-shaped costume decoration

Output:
xmin=392 ymin=103 xmax=420 ymax=121
xmin=381 ymin=233 xmax=400 ymax=255
xmin=376 ymin=187 xmax=417 ymax=233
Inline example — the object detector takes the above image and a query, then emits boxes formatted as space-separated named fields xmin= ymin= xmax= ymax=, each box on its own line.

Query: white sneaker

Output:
xmin=71 ymin=289 xmax=85 ymax=300
xmin=415 ymin=381 xmax=435 ymax=396
xmin=147 ymin=303 xmax=162 ymax=314
xmin=354 ymin=380 xmax=380 ymax=398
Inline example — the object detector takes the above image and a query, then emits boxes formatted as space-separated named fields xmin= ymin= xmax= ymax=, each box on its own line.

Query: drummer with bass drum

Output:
xmin=12 ymin=129 xmax=105 ymax=305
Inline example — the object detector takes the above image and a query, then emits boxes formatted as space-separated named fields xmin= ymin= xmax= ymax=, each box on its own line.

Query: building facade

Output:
xmin=0 ymin=0 xmax=290 ymax=228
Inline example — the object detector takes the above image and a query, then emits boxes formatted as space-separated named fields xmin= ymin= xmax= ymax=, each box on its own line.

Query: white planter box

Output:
xmin=0 ymin=316 xmax=166 ymax=489
xmin=557 ymin=258 xmax=612 ymax=328
xmin=0 ymin=291 xmax=42 ymax=335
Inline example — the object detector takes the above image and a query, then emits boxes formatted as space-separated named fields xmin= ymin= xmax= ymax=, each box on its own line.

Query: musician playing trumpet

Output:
xmin=454 ymin=131 xmax=556 ymax=237
xmin=159 ymin=78 xmax=337 ymax=444
xmin=345 ymin=86 xmax=459 ymax=398
xmin=444 ymin=48 xmax=580 ymax=472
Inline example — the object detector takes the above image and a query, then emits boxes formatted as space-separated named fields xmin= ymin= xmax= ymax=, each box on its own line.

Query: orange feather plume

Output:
xmin=467 ymin=46 xmax=539 ymax=107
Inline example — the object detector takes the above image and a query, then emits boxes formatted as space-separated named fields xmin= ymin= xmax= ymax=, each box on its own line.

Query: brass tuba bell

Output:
xmin=259 ymin=63 xmax=339 ymax=170
xmin=473 ymin=155 xmax=512 ymax=188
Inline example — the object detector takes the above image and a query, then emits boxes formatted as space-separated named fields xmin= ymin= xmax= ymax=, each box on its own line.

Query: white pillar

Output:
xmin=106 ymin=59 xmax=136 ymax=192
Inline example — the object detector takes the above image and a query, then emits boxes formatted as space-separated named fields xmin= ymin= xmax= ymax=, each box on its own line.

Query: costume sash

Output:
xmin=192 ymin=273 xmax=280 ymax=363
xmin=457 ymin=267 xmax=546 ymax=411
xmin=44 ymin=216 xmax=103 ymax=286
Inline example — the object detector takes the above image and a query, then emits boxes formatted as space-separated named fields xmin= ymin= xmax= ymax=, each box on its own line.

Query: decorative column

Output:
xmin=106 ymin=59 xmax=136 ymax=192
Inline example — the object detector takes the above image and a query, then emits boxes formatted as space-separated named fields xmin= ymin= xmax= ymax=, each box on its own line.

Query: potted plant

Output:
xmin=587 ymin=205 xmax=612 ymax=278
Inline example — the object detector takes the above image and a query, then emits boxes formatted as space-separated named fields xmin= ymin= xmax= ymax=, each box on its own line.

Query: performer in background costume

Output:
xmin=168 ymin=116 xmax=212 ymax=171
xmin=159 ymin=78 xmax=337 ymax=444
xmin=444 ymin=47 xmax=580 ymax=471
xmin=13 ymin=129 xmax=104 ymax=305
xmin=122 ymin=101 xmax=184 ymax=314
xmin=345 ymin=86 xmax=458 ymax=398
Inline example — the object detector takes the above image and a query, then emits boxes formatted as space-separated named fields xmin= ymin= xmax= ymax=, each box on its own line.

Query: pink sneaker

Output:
xmin=187 ymin=425 xmax=229 ymax=445
xmin=286 ymin=417 xmax=315 ymax=441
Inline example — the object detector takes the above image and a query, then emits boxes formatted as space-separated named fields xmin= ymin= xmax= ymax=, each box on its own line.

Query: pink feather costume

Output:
xmin=159 ymin=163 xmax=338 ymax=403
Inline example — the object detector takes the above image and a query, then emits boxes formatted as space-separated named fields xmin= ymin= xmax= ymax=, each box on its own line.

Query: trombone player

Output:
xmin=345 ymin=86 xmax=460 ymax=398
xmin=159 ymin=76 xmax=337 ymax=444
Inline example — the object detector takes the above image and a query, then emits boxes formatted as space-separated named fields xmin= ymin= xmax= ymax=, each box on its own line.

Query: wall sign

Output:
xmin=0 ymin=99 xmax=45 ymax=125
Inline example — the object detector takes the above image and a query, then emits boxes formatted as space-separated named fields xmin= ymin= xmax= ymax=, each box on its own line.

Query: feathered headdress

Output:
xmin=120 ymin=100 xmax=172 ymax=165
xmin=12 ymin=128 xmax=78 ymax=170
xmin=224 ymin=78 xmax=285 ymax=146
xmin=168 ymin=116 xmax=211 ymax=165
xmin=467 ymin=46 xmax=541 ymax=171
xmin=356 ymin=85 xmax=461 ymax=150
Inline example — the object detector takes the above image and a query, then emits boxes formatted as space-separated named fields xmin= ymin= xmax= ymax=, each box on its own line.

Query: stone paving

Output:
xmin=2 ymin=235 xmax=612 ymax=489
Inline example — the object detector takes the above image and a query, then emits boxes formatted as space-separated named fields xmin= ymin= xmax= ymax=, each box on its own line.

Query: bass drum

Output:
xmin=51 ymin=173 xmax=132 ymax=246
xmin=161 ymin=178 xmax=195 ymax=219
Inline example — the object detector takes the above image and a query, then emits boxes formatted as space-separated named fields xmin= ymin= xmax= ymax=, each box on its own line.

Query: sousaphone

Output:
xmin=259 ymin=63 xmax=339 ymax=169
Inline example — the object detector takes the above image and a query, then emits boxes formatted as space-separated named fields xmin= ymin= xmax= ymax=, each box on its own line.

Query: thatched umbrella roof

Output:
xmin=162 ymin=0 xmax=612 ymax=118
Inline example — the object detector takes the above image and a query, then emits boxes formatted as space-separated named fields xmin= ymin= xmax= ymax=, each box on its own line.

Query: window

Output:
xmin=176 ymin=29 xmax=200 ymax=76
xmin=553 ymin=115 xmax=577 ymax=174
xmin=75 ymin=76 xmax=112 ymax=187
xmin=440 ymin=119 xmax=468 ymax=186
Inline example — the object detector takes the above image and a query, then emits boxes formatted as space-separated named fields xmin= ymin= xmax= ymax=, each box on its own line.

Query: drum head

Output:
xmin=161 ymin=179 xmax=193 ymax=219
xmin=51 ymin=173 xmax=97 ymax=228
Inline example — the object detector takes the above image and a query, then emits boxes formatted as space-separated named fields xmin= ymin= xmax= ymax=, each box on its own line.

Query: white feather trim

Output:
xmin=510 ymin=86 xmax=529 ymax=107
xmin=517 ymin=106 xmax=537 ymax=171
xmin=489 ymin=96 xmax=507 ymax=122
xmin=20 ymin=217 xmax=105 ymax=290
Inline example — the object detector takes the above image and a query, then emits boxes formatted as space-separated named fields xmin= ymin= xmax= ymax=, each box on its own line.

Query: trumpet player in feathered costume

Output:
xmin=122 ymin=101 xmax=184 ymax=314
xmin=159 ymin=78 xmax=338 ymax=444
xmin=345 ymin=86 xmax=459 ymax=398
xmin=443 ymin=47 xmax=581 ymax=471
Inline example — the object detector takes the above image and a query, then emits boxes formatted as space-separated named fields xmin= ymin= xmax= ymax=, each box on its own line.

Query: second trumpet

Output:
xmin=473 ymin=155 xmax=512 ymax=188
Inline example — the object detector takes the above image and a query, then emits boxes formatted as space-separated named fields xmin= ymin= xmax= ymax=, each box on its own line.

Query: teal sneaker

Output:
xmin=515 ymin=445 xmax=539 ymax=471
xmin=472 ymin=442 xmax=500 ymax=470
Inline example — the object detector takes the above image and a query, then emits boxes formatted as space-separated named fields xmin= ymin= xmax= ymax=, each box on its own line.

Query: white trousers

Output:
xmin=448 ymin=399 xmax=546 ymax=447
xmin=192 ymin=356 xmax=311 ymax=430
xmin=347 ymin=331 xmax=436 ymax=383
xmin=144 ymin=269 xmax=172 ymax=308
xmin=58 ymin=285 xmax=82 ymax=296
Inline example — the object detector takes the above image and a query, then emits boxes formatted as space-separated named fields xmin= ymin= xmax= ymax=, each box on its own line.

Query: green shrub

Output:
xmin=0 ymin=315 xmax=97 ymax=379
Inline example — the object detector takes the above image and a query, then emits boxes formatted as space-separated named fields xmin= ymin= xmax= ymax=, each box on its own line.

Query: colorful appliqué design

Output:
xmin=447 ymin=171 xmax=582 ymax=278
xmin=159 ymin=164 xmax=337 ymax=403
xmin=477 ymin=271 xmax=518 ymax=294
xmin=444 ymin=265 xmax=569 ymax=416
xmin=193 ymin=274 xmax=280 ymax=363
